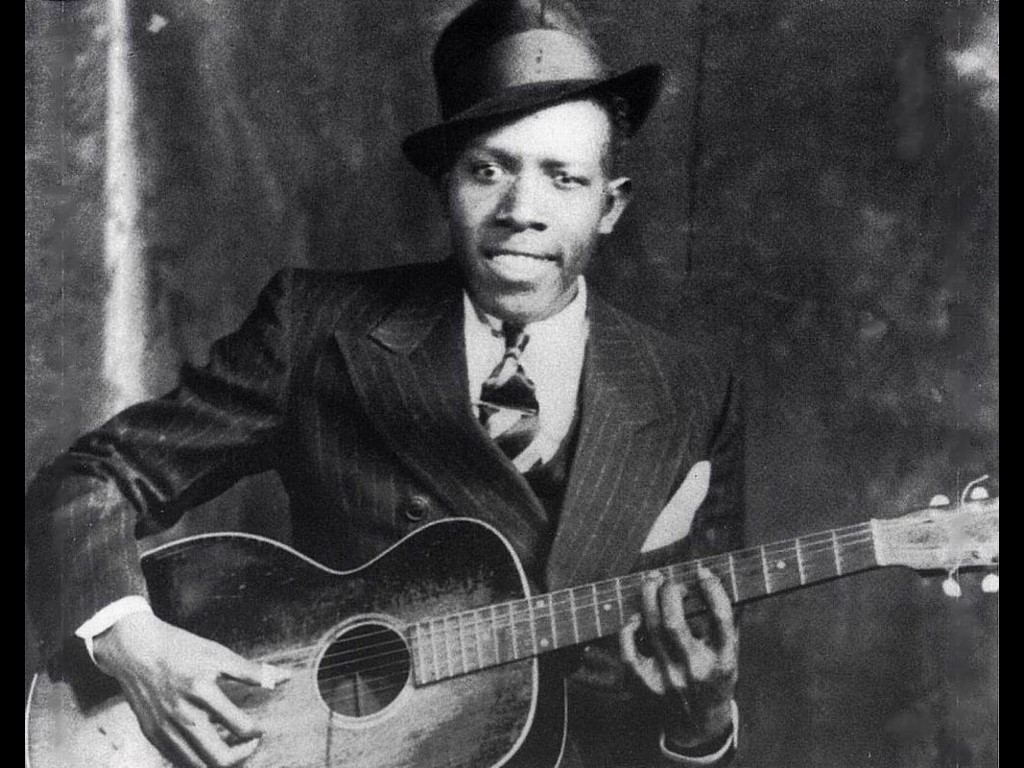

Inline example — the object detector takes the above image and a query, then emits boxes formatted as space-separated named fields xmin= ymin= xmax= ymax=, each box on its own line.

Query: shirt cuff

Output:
xmin=659 ymin=700 xmax=739 ymax=765
xmin=74 ymin=595 xmax=152 ymax=665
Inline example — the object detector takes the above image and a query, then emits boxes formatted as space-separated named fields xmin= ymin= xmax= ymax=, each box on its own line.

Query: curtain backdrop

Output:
xmin=26 ymin=1 xmax=998 ymax=765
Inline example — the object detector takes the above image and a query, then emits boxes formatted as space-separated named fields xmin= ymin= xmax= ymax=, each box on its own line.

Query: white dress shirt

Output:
xmin=463 ymin=276 xmax=589 ymax=471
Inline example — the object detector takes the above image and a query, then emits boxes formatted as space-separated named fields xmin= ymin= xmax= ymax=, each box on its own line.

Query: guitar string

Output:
xmin=270 ymin=522 xmax=933 ymax=677
xmin=310 ymin=529 xmax=878 ymax=671
xmin=306 ymin=534 xmax=884 ymax=691
xmin=311 ymin=536 xmax=890 ymax=708
xmin=253 ymin=512 xmax=980 ymax=689
xmin=315 ymin=512 xmax=955 ymax=664
xmin=294 ymin=525 xmax=981 ymax=707
xmin=275 ymin=531 xmax=946 ymax=690
xmin=312 ymin=524 xmax=881 ymax=662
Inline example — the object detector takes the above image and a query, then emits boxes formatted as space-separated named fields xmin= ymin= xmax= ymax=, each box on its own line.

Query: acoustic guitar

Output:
xmin=25 ymin=493 xmax=998 ymax=767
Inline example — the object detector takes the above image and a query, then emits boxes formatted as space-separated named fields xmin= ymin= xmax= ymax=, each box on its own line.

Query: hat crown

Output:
xmin=401 ymin=0 xmax=663 ymax=176
xmin=433 ymin=0 xmax=607 ymax=120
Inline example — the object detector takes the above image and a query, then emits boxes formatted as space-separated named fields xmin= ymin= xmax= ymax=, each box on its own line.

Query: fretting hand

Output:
xmin=91 ymin=611 xmax=291 ymax=768
xmin=619 ymin=565 xmax=738 ymax=751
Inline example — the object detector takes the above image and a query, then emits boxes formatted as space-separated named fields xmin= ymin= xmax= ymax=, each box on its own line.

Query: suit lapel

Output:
xmin=545 ymin=296 xmax=695 ymax=590
xmin=334 ymin=269 xmax=551 ymax=576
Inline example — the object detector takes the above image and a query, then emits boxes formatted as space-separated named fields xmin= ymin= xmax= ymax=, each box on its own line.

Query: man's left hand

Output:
xmin=619 ymin=565 xmax=738 ymax=750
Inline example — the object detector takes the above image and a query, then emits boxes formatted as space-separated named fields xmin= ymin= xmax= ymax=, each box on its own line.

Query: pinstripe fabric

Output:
xmin=26 ymin=260 xmax=744 ymax=766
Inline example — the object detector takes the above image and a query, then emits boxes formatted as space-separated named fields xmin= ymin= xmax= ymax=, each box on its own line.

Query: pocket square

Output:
xmin=640 ymin=460 xmax=711 ymax=553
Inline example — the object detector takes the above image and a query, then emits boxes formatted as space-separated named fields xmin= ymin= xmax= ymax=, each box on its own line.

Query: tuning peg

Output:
xmin=981 ymin=573 xmax=999 ymax=593
xmin=929 ymin=494 xmax=951 ymax=507
xmin=960 ymin=475 xmax=991 ymax=505
xmin=942 ymin=574 xmax=962 ymax=598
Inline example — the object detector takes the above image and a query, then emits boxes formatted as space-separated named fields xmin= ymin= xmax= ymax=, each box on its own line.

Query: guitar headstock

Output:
xmin=872 ymin=486 xmax=999 ymax=589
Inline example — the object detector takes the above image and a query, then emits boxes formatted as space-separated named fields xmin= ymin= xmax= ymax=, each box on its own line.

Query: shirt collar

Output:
xmin=462 ymin=276 xmax=589 ymax=345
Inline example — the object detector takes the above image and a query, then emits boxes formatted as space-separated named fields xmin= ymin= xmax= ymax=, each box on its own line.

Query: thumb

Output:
xmin=218 ymin=649 xmax=291 ymax=689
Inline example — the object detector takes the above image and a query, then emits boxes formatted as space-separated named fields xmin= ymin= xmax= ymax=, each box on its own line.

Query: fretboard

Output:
xmin=407 ymin=522 xmax=878 ymax=685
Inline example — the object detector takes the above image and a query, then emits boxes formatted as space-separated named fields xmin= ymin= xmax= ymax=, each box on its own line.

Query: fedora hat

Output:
xmin=401 ymin=0 xmax=664 ymax=176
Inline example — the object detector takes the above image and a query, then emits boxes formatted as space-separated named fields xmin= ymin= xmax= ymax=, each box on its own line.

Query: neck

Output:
xmin=408 ymin=520 xmax=879 ymax=685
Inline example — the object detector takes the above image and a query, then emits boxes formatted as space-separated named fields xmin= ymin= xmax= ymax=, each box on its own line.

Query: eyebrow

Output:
xmin=465 ymin=144 xmax=595 ymax=171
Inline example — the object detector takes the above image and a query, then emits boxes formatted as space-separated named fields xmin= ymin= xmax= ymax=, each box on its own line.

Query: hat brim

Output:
xmin=401 ymin=63 xmax=663 ymax=177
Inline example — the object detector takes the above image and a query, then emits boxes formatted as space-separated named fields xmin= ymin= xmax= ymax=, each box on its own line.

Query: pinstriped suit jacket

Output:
xmin=26 ymin=258 xmax=745 ymax=766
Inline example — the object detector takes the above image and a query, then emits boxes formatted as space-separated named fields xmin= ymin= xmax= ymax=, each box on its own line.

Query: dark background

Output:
xmin=26 ymin=0 xmax=998 ymax=765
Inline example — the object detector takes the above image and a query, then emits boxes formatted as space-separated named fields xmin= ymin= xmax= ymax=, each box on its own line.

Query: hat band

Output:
xmin=440 ymin=29 xmax=608 ymax=119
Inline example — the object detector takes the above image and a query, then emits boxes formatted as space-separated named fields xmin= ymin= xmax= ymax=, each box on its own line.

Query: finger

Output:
xmin=173 ymin=701 xmax=261 ymax=768
xmin=619 ymin=613 xmax=665 ymax=695
xmin=190 ymin=680 xmax=262 ymax=741
xmin=640 ymin=572 xmax=670 ymax=659
xmin=218 ymin=649 xmax=291 ymax=689
xmin=149 ymin=719 xmax=207 ymax=768
xmin=658 ymin=578 xmax=703 ymax=663
xmin=696 ymin=565 xmax=739 ymax=658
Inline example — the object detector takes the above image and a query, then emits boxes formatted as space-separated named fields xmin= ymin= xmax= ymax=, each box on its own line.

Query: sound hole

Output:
xmin=316 ymin=622 xmax=411 ymax=718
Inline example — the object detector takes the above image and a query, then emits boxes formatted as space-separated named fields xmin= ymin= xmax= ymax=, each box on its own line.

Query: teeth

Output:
xmin=488 ymin=253 xmax=554 ymax=279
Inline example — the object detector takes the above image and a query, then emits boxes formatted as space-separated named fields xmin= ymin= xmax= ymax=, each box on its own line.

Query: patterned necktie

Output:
xmin=478 ymin=322 xmax=540 ymax=463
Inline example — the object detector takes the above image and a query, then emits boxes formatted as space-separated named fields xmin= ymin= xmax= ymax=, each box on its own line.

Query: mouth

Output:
xmin=483 ymin=248 xmax=558 ymax=262
xmin=480 ymin=249 xmax=560 ymax=282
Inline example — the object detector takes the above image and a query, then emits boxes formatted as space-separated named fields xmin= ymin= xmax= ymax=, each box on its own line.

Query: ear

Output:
xmin=598 ymin=177 xmax=632 ymax=234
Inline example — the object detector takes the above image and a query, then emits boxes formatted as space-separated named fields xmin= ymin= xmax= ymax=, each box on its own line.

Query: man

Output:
xmin=26 ymin=1 xmax=745 ymax=766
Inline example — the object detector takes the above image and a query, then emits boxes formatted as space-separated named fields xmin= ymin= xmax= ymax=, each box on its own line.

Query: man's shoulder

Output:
xmin=264 ymin=260 xmax=460 ymax=326
xmin=592 ymin=293 xmax=742 ymax=383
xmin=280 ymin=260 xmax=459 ymax=302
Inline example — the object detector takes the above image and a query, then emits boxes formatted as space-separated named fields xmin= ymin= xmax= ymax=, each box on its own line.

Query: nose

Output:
xmin=494 ymin=174 xmax=547 ymax=232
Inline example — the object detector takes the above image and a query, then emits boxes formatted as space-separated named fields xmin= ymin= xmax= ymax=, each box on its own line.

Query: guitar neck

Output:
xmin=409 ymin=521 xmax=879 ymax=685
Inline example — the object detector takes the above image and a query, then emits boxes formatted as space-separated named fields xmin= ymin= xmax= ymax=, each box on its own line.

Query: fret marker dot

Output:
xmin=603 ymin=603 xmax=612 ymax=611
xmin=776 ymin=560 xmax=786 ymax=570
xmin=536 ymin=600 xmax=545 ymax=608
xmin=540 ymin=638 xmax=550 ymax=648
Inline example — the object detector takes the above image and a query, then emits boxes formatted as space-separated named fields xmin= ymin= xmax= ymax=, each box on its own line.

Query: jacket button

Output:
xmin=400 ymin=494 xmax=433 ymax=522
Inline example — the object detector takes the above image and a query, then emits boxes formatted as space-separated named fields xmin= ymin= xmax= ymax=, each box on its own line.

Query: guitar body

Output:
xmin=26 ymin=519 xmax=567 ymax=768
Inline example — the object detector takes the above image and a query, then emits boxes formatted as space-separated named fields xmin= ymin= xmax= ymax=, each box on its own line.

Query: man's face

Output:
xmin=443 ymin=99 xmax=632 ymax=323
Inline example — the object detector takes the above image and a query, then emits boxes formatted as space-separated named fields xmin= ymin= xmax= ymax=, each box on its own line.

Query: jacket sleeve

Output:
xmin=25 ymin=268 xmax=297 ymax=665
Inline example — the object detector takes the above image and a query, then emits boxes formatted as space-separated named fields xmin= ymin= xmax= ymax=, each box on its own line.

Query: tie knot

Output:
xmin=502 ymin=322 xmax=529 ymax=353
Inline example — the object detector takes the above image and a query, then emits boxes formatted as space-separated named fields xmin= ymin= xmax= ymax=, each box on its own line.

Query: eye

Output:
xmin=470 ymin=162 xmax=505 ymax=183
xmin=552 ymin=172 xmax=589 ymax=190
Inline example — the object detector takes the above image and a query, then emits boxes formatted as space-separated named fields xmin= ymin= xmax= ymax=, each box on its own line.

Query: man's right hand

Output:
xmin=91 ymin=611 xmax=291 ymax=768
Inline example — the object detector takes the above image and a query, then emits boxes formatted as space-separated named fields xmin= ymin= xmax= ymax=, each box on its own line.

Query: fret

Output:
xmin=567 ymin=589 xmax=581 ymax=644
xmin=432 ymin=617 xmax=448 ymax=680
xmin=794 ymin=538 xmax=806 ymax=584
xmin=465 ymin=610 xmax=481 ymax=672
xmin=526 ymin=600 xmax=539 ymax=656
xmin=732 ymin=549 xmax=767 ymax=600
xmin=469 ymin=608 xmax=484 ymax=670
xmin=574 ymin=585 xmax=600 ymax=643
xmin=511 ymin=600 xmax=534 ymax=659
xmin=531 ymin=596 xmax=554 ymax=653
xmin=591 ymin=583 xmax=603 ymax=636
xmin=595 ymin=582 xmax=620 ymax=635
xmin=409 ymin=624 xmax=424 ymax=685
xmin=549 ymin=597 xmax=558 ymax=648
xmin=831 ymin=530 xmax=843 ymax=575
xmin=421 ymin=623 xmax=435 ymax=684
xmin=618 ymin=575 xmax=641 ymax=619
xmin=485 ymin=605 xmax=498 ymax=668
xmin=551 ymin=589 xmax=575 ymax=650
xmin=447 ymin=615 xmax=464 ymax=675
xmin=726 ymin=553 xmax=739 ymax=602
xmin=764 ymin=544 xmax=802 ymax=591
xmin=495 ymin=604 xmax=514 ymax=664
xmin=760 ymin=546 xmax=772 ymax=594
xmin=460 ymin=614 xmax=472 ymax=673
